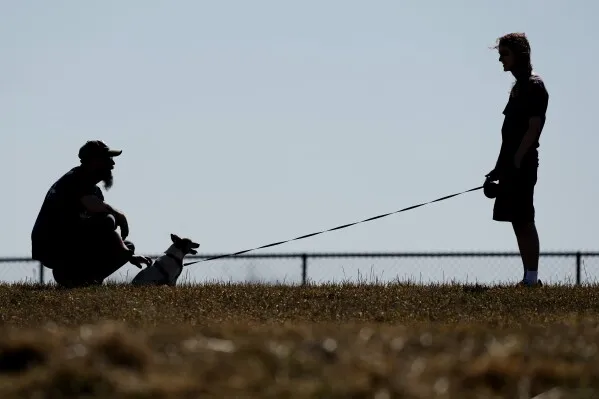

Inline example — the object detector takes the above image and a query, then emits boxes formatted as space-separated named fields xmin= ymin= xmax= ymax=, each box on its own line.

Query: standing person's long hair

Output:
xmin=493 ymin=32 xmax=534 ymax=97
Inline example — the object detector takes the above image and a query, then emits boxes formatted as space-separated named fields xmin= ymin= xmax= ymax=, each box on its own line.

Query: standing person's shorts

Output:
xmin=493 ymin=161 xmax=538 ymax=223
xmin=40 ymin=214 xmax=134 ymax=288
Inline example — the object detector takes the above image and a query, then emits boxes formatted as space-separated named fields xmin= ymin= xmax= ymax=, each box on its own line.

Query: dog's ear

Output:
xmin=170 ymin=234 xmax=181 ymax=243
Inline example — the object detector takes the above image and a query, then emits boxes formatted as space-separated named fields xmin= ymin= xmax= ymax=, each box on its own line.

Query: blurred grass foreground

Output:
xmin=1 ymin=281 xmax=599 ymax=398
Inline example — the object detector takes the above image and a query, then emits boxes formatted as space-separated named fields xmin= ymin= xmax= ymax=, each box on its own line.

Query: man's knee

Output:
xmin=100 ymin=213 xmax=117 ymax=231
xmin=78 ymin=214 xmax=120 ymax=250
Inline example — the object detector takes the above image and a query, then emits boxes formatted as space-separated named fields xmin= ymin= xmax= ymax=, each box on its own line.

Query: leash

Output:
xmin=183 ymin=184 xmax=484 ymax=266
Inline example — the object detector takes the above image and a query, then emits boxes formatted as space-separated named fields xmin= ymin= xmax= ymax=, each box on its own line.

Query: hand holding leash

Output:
xmin=483 ymin=170 xmax=500 ymax=199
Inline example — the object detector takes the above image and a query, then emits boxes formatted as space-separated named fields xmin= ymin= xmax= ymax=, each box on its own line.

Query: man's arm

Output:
xmin=81 ymin=194 xmax=119 ymax=215
xmin=80 ymin=195 xmax=129 ymax=239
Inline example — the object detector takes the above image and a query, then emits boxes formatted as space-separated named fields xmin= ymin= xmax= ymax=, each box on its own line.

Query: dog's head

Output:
xmin=170 ymin=233 xmax=200 ymax=255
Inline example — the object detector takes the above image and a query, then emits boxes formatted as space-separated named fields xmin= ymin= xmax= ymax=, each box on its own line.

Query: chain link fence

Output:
xmin=0 ymin=258 xmax=44 ymax=285
xmin=301 ymin=252 xmax=599 ymax=286
xmin=0 ymin=252 xmax=597 ymax=286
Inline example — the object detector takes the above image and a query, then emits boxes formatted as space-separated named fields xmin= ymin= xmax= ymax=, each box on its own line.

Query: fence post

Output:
xmin=301 ymin=254 xmax=307 ymax=286
xmin=39 ymin=262 xmax=44 ymax=285
xmin=576 ymin=252 xmax=581 ymax=286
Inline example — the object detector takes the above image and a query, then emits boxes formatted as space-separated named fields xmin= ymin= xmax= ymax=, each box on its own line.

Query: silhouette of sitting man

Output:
xmin=31 ymin=140 xmax=151 ymax=288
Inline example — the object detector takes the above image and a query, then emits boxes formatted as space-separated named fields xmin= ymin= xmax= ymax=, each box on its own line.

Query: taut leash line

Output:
xmin=183 ymin=185 xmax=484 ymax=266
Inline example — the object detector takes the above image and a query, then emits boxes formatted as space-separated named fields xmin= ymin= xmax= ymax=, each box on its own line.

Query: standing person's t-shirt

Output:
xmin=31 ymin=166 xmax=103 ymax=261
xmin=498 ymin=74 xmax=549 ymax=172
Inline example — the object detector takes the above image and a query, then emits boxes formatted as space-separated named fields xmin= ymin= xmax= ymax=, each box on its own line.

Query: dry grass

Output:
xmin=1 ymin=281 xmax=599 ymax=398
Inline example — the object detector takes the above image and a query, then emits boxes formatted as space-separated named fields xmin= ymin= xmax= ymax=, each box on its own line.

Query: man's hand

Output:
xmin=113 ymin=210 xmax=129 ymax=239
xmin=130 ymin=255 xmax=152 ymax=269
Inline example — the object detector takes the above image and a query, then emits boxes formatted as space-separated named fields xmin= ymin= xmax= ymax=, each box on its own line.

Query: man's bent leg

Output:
xmin=50 ymin=257 xmax=95 ymax=289
xmin=86 ymin=240 xmax=136 ymax=284
xmin=36 ymin=241 xmax=91 ymax=288
xmin=62 ymin=214 xmax=135 ymax=286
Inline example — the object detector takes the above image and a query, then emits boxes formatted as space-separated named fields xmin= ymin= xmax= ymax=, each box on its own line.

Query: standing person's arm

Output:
xmin=514 ymin=117 xmax=542 ymax=168
xmin=514 ymin=79 xmax=549 ymax=168
xmin=486 ymin=141 xmax=506 ymax=182
xmin=489 ymin=141 xmax=508 ymax=180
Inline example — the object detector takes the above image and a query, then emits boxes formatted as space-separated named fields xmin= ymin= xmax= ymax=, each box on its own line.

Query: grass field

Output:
xmin=1 ymin=281 xmax=599 ymax=398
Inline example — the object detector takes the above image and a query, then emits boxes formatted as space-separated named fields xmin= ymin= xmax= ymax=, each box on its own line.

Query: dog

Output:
xmin=131 ymin=233 xmax=200 ymax=286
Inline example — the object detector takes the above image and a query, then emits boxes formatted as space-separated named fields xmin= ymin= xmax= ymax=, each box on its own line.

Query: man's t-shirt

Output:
xmin=498 ymin=74 xmax=549 ymax=172
xmin=31 ymin=166 xmax=103 ymax=261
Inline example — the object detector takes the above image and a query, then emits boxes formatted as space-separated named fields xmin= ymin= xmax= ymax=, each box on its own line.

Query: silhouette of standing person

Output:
xmin=485 ymin=33 xmax=549 ymax=286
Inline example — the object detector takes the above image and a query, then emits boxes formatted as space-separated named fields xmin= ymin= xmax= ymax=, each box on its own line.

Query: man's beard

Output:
xmin=102 ymin=170 xmax=114 ymax=190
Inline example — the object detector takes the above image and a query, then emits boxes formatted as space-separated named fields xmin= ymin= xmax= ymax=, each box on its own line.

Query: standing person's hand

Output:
xmin=485 ymin=169 xmax=500 ymax=182
xmin=113 ymin=210 xmax=129 ymax=239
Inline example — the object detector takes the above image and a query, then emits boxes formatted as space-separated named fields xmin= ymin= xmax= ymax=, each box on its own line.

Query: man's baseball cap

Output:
xmin=78 ymin=140 xmax=122 ymax=161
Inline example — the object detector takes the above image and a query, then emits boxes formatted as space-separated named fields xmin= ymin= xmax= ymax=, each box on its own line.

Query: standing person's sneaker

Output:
xmin=517 ymin=279 xmax=543 ymax=287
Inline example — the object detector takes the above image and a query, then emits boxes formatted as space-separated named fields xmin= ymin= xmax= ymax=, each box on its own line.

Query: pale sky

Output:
xmin=2 ymin=1 xmax=597 ymax=285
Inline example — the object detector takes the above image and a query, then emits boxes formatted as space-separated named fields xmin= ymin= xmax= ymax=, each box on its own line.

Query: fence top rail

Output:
xmin=2 ymin=250 xmax=599 ymax=263
xmin=173 ymin=251 xmax=599 ymax=259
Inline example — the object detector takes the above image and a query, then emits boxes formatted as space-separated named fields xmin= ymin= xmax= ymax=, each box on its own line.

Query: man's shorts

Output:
xmin=493 ymin=163 xmax=538 ymax=223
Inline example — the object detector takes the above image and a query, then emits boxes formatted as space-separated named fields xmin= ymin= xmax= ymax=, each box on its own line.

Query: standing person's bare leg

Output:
xmin=513 ymin=221 xmax=540 ymax=283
